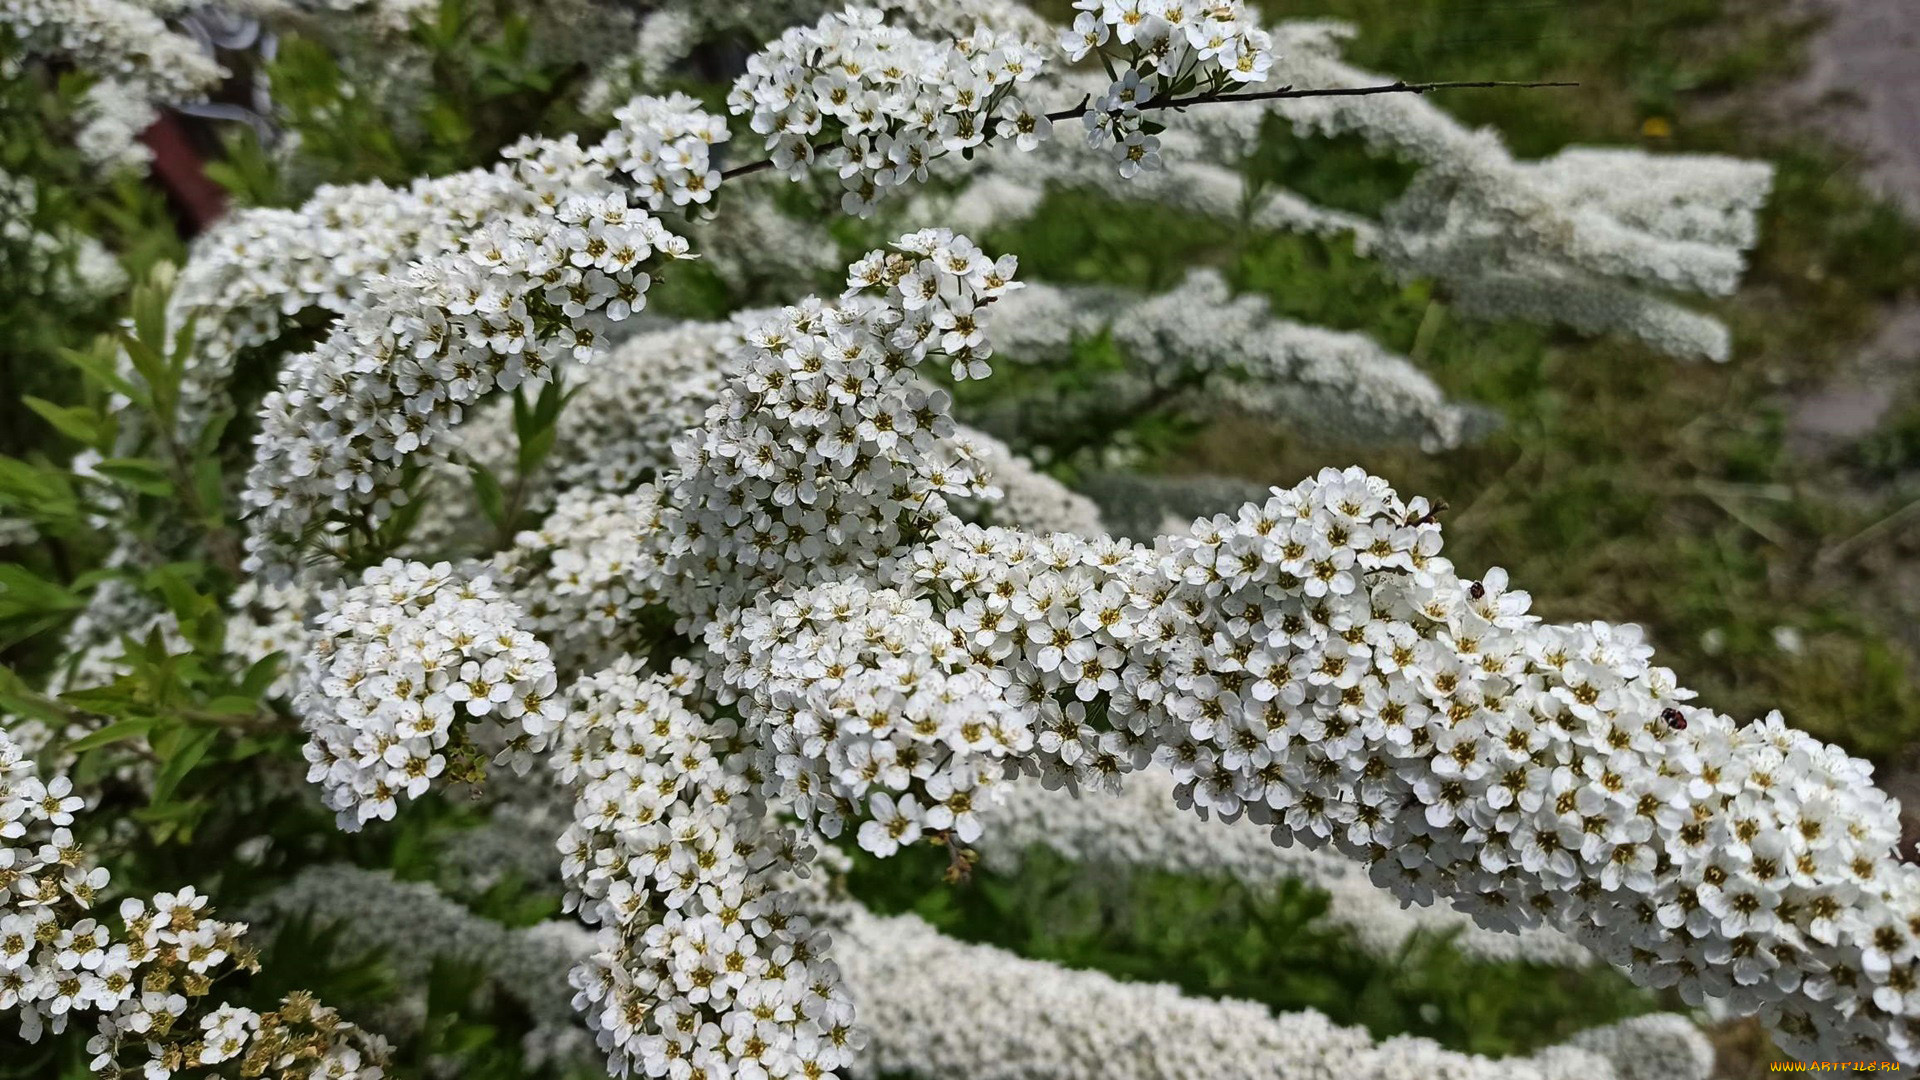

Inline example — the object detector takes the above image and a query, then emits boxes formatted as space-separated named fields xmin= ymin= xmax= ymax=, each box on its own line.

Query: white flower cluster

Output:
xmin=978 ymin=769 xmax=1590 ymax=965
xmin=656 ymin=228 xmax=1018 ymax=620
xmin=728 ymin=6 xmax=1051 ymax=214
xmin=240 ymin=124 xmax=694 ymax=578
xmin=1 ymin=0 xmax=223 ymax=102
xmin=595 ymin=92 xmax=730 ymax=210
xmin=1061 ymin=0 xmax=1272 ymax=176
xmin=295 ymin=559 xmax=563 ymax=829
xmin=554 ymin=658 xmax=859 ymax=1080
xmin=496 ymin=486 xmax=673 ymax=670
xmin=143 ymin=169 xmax=535 ymax=449
xmin=0 ymin=729 xmax=388 ymax=1077
xmin=719 ymin=579 xmax=1025 ymax=853
xmin=835 ymin=904 xmax=1710 ymax=1080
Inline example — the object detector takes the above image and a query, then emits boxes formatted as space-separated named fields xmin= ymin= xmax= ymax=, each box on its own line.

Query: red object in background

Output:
xmin=139 ymin=111 xmax=227 ymax=234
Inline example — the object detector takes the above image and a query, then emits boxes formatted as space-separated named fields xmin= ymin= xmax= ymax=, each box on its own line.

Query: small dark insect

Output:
xmin=1468 ymin=581 xmax=1486 ymax=600
xmin=1661 ymin=707 xmax=1687 ymax=731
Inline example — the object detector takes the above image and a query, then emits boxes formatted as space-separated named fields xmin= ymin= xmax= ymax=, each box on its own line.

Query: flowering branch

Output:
xmin=717 ymin=77 xmax=1576 ymax=181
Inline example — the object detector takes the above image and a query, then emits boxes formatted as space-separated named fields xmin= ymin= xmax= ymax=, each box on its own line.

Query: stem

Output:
xmin=717 ymin=78 xmax=1576 ymax=181
xmin=143 ymin=393 xmax=245 ymax=581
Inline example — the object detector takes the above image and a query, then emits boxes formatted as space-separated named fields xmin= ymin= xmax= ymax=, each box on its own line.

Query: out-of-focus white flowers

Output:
xmin=837 ymin=904 xmax=1709 ymax=1080
xmin=980 ymin=270 xmax=1479 ymax=452
xmin=978 ymin=769 xmax=1592 ymax=965
xmin=1 ymin=0 xmax=224 ymax=102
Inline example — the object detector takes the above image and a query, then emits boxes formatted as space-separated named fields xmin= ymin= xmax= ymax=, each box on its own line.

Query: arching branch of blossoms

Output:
xmin=716 ymin=76 xmax=1577 ymax=180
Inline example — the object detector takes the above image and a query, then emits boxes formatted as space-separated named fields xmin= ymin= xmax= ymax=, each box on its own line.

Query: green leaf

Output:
xmin=169 ymin=311 xmax=199 ymax=378
xmin=130 ymin=274 xmax=170 ymax=362
xmin=56 ymin=682 xmax=143 ymax=715
xmin=59 ymin=342 xmax=142 ymax=402
xmin=0 ymin=456 xmax=82 ymax=525
xmin=0 ymin=667 xmax=67 ymax=725
xmin=66 ymin=717 xmax=161 ymax=752
xmin=119 ymin=334 xmax=169 ymax=403
xmin=195 ymin=408 xmax=235 ymax=457
xmin=144 ymin=564 xmax=209 ymax=627
xmin=201 ymin=694 xmax=262 ymax=716
xmin=151 ymin=726 xmax=218 ymax=805
xmin=23 ymin=396 xmax=105 ymax=446
xmin=467 ymin=462 xmax=507 ymax=528
xmin=239 ymin=652 xmax=286 ymax=698
xmin=0 ymin=563 xmax=84 ymax=620
xmin=517 ymin=423 xmax=557 ymax=475
xmin=194 ymin=456 xmax=225 ymax=523
xmin=92 ymin=457 xmax=174 ymax=497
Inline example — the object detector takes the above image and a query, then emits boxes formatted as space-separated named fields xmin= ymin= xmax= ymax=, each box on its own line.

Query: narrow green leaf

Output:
xmin=67 ymin=717 xmax=161 ymax=753
xmin=468 ymin=463 xmax=507 ymax=528
xmin=59 ymin=343 xmax=142 ymax=401
xmin=517 ymin=423 xmax=558 ymax=474
xmin=195 ymin=409 xmax=235 ymax=457
xmin=201 ymin=695 xmax=262 ymax=716
xmin=151 ymin=726 xmax=218 ymax=805
xmin=22 ymin=397 xmax=104 ymax=446
xmin=0 ymin=563 xmax=83 ymax=619
xmin=239 ymin=652 xmax=286 ymax=698
xmin=93 ymin=458 xmax=174 ymax=497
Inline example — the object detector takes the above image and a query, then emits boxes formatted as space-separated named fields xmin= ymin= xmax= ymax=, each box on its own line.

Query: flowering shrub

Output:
xmin=6 ymin=0 xmax=1897 ymax=1078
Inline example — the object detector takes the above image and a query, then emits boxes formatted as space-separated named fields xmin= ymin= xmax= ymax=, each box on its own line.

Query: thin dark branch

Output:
xmin=1129 ymin=78 xmax=1580 ymax=115
xmin=718 ymin=79 xmax=1577 ymax=181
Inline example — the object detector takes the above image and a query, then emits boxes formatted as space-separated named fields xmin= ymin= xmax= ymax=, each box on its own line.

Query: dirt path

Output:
xmin=1785 ymin=0 xmax=1920 ymax=449
xmin=1799 ymin=0 xmax=1920 ymax=217
xmin=1780 ymin=0 xmax=1920 ymax=874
